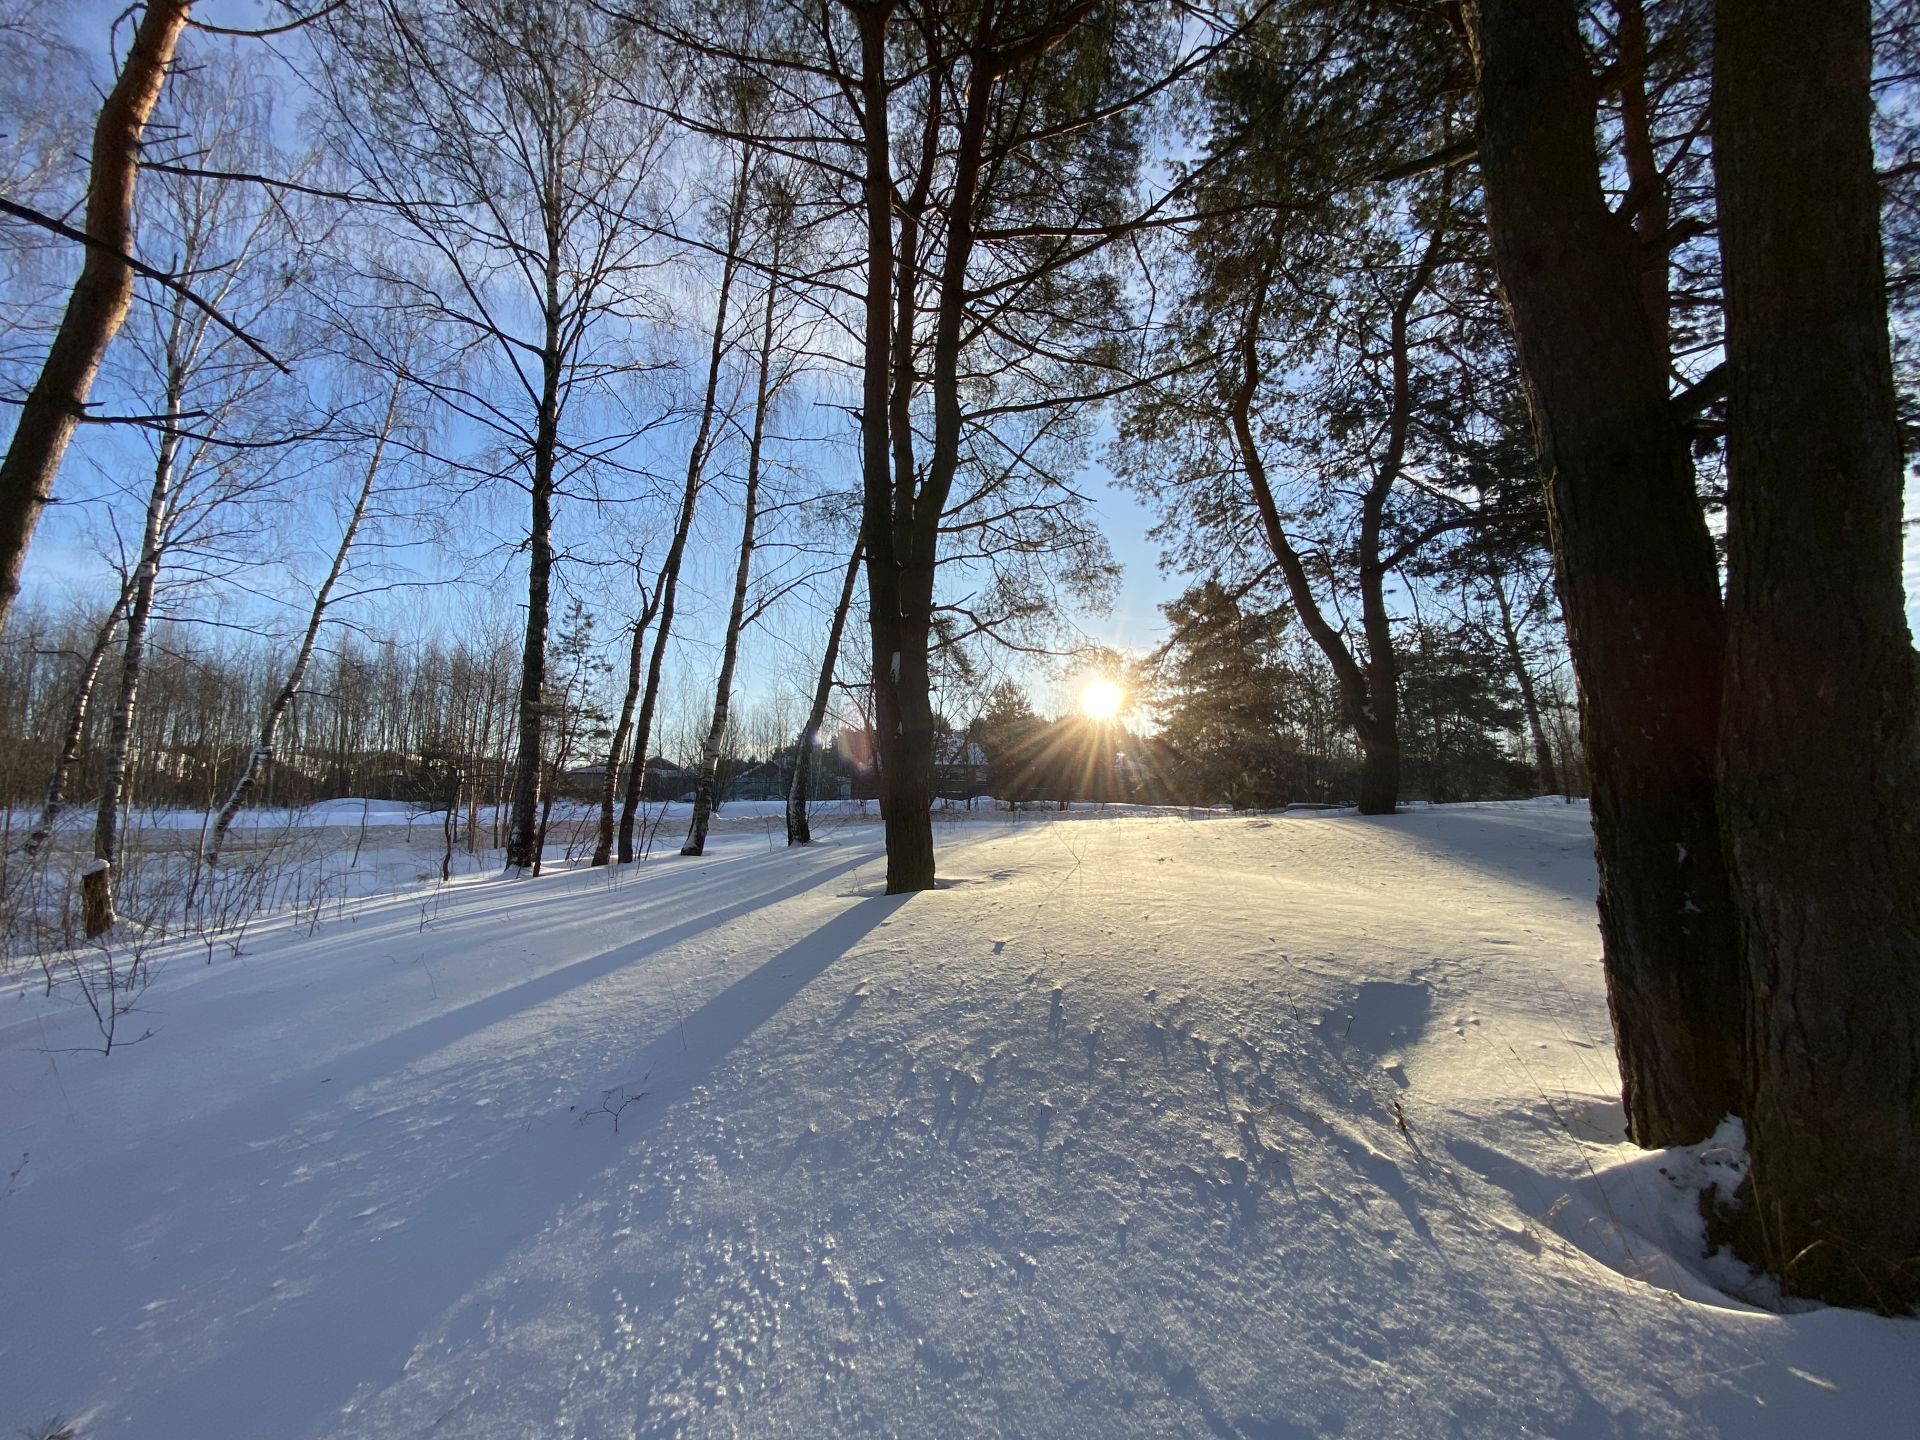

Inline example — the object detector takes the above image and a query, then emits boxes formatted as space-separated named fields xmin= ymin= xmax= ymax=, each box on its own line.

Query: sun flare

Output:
xmin=1080 ymin=677 xmax=1125 ymax=721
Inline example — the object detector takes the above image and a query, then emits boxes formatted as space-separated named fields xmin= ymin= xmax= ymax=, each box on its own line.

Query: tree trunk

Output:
xmin=503 ymin=348 xmax=561 ymax=872
xmin=1231 ymin=172 xmax=1447 ymax=820
xmin=532 ymin=769 xmax=556 ymax=878
xmin=849 ymin=3 xmax=1092 ymax=891
xmin=0 ymin=0 xmax=192 ymax=640
xmin=872 ymin=611 xmax=937 ymax=890
xmin=1355 ymin=720 xmax=1400 ymax=815
xmin=591 ymin=585 xmax=658 ymax=866
xmin=1712 ymin=0 xmax=1920 ymax=1311
xmin=1467 ymin=0 xmax=1742 ymax=1146
xmin=616 ymin=154 xmax=747 ymax=864
xmin=788 ymin=540 xmax=863 ymax=846
xmin=23 ymin=580 xmax=129 ymax=858
xmin=441 ymin=767 xmax=459 ymax=882
xmin=1491 ymin=573 xmax=1560 ymax=795
xmin=1231 ymin=286 xmax=1391 ymax=814
xmin=206 ymin=376 xmax=397 ymax=866
xmin=84 ymin=422 xmax=178 ymax=937
xmin=849 ymin=3 xmax=933 ymax=894
xmin=684 ymin=244 xmax=781 ymax=858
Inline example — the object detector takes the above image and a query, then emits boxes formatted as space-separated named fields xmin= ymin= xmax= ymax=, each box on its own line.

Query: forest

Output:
xmin=0 ymin=0 xmax=1606 ymax=895
xmin=1 ymin=2 xmax=1918 ymax=1434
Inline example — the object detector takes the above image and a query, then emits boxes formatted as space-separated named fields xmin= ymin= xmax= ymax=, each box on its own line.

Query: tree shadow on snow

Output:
xmin=29 ymin=880 xmax=906 ymax=1440
xmin=1329 ymin=805 xmax=1597 ymax=901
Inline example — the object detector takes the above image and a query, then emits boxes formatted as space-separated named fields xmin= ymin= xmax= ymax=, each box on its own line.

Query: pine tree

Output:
xmin=1154 ymin=582 xmax=1307 ymax=810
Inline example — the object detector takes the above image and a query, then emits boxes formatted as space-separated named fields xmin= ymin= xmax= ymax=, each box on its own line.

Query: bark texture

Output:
xmin=1713 ymin=0 xmax=1920 ymax=1311
xmin=1467 ymin=0 xmax=1741 ymax=1146
xmin=0 ymin=0 xmax=192 ymax=640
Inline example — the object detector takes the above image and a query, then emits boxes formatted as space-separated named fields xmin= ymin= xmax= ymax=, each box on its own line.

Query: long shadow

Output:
xmin=1315 ymin=804 xmax=1598 ymax=901
xmin=122 ymin=849 xmax=877 ymax=1146
xmin=292 ymin=836 xmax=872 ymax=948
xmin=0 ymin=857 xmax=874 ymax=1350
xmin=78 ymin=891 xmax=910 ymax=1440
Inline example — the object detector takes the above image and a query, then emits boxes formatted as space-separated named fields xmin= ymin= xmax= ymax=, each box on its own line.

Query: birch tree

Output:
xmin=682 ymin=185 xmax=796 ymax=856
xmin=203 ymin=373 xmax=406 ymax=866
xmin=18 ymin=578 xmax=131 ymax=858
xmin=79 ymin=57 xmax=315 ymax=937
xmin=607 ymin=116 xmax=757 ymax=867
xmin=787 ymin=536 xmax=862 ymax=845
xmin=317 ymin=0 xmax=672 ymax=873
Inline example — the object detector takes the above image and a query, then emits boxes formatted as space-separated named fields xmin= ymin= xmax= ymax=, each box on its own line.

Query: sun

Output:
xmin=1080 ymin=676 xmax=1125 ymax=721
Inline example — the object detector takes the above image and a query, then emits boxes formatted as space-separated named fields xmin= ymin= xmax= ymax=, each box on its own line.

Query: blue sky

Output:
xmin=26 ymin=0 xmax=1920 ymax=729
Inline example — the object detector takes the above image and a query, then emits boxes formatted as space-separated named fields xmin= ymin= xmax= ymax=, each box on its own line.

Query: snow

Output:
xmin=3 ymin=802 xmax=1915 ymax=1437
xmin=12 ymin=796 xmax=880 ymax=835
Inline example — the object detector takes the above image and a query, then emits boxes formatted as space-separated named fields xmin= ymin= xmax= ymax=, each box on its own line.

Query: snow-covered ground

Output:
xmin=2 ymin=803 xmax=1914 ymax=1437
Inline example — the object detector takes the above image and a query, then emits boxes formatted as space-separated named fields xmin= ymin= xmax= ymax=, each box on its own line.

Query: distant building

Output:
xmin=728 ymin=759 xmax=788 ymax=802
xmin=933 ymin=738 xmax=989 ymax=799
xmin=641 ymin=755 xmax=693 ymax=801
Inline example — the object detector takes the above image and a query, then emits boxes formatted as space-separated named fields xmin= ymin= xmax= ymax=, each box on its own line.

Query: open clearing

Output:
xmin=3 ymin=803 xmax=1914 ymax=1438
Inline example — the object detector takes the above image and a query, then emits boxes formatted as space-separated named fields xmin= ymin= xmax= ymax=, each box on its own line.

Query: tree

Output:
xmin=317 ymin=0 xmax=669 ymax=873
xmin=0 ymin=0 xmax=194 ymax=638
xmin=204 ymin=374 xmax=406 ymax=867
xmin=684 ymin=174 xmax=796 ymax=856
xmin=1398 ymin=377 xmax=1567 ymax=798
xmin=18 ymin=579 xmax=130 ymax=858
xmin=1153 ymin=581 xmax=1307 ymax=809
xmin=1395 ymin=619 xmax=1530 ymax=804
xmin=607 ymin=106 xmax=758 ymax=867
xmin=1218 ymin=190 xmax=1446 ymax=816
xmin=838 ymin=0 xmax=1157 ymax=891
xmin=1711 ymin=0 xmax=1920 ymax=1311
xmin=973 ymin=678 xmax=1046 ymax=804
xmin=1124 ymin=3 xmax=1544 ymax=818
xmin=79 ymin=52 xmax=316 ymax=936
xmin=532 ymin=597 xmax=611 ymax=873
xmin=1464 ymin=0 xmax=1742 ymax=1146
xmin=592 ymin=568 xmax=661 ymax=865
xmin=786 ymin=537 xmax=863 ymax=845
xmin=1483 ymin=565 xmax=1561 ymax=796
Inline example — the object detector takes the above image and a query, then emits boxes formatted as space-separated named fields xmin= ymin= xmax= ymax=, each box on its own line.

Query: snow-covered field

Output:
xmin=2 ymin=803 xmax=1914 ymax=1437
